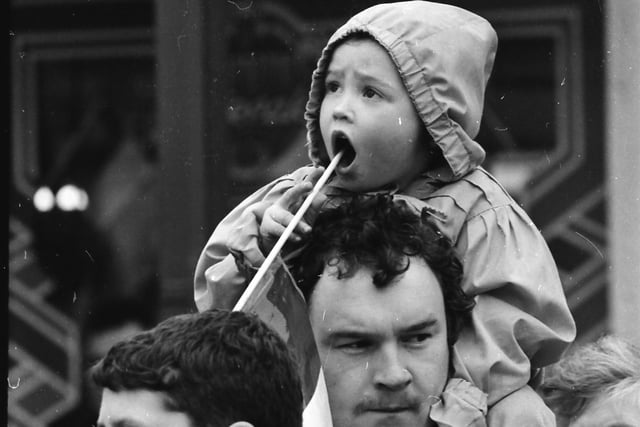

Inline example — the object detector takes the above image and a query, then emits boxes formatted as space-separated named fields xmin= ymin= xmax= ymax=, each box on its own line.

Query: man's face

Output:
xmin=309 ymin=257 xmax=449 ymax=427
xmin=97 ymin=388 xmax=194 ymax=427
xmin=319 ymin=38 xmax=428 ymax=192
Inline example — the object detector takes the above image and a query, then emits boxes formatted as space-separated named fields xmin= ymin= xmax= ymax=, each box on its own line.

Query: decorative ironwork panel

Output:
xmin=10 ymin=28 xmax=155 ymax=425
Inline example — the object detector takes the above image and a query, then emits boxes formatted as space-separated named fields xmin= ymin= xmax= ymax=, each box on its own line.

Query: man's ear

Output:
xmin=229 ymin=422 xmax=254 ymax=427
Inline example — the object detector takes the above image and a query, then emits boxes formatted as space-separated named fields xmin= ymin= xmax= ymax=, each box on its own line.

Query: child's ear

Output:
xmin=228 ymin=422 xmax=254 ymax=427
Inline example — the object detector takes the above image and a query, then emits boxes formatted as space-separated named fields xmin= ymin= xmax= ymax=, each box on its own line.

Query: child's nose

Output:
xmin=332 ymin=96 xmax=354 ymax=121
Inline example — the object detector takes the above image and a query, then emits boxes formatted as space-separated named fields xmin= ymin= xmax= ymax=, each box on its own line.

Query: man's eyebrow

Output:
xmin=400 ymin=319 xmax=439 ymax=334
xmin=326 ymin=318 xmax=439 ymax=340
xmin=326 ymin=329 xmax=374 ymax=340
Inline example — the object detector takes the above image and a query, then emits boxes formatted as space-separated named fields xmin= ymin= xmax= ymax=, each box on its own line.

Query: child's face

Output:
xmin=319 ymin=38 xmax=429 ymax=192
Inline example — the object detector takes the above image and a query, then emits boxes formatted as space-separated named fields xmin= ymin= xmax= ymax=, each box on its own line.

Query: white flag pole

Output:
xmin=234 ymin=151 xmax=344 ymax=311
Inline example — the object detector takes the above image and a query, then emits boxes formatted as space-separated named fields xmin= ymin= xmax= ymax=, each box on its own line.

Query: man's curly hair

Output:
xmin=292 ymin=194 xmax=475 ymax=346
xmin=91 ymin=309 xmax=303 ymax=427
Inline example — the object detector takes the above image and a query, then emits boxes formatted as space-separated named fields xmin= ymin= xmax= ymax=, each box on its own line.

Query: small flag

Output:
xmin=236 ymin=258 xmax=333 ymax=426
xmin=233 ymin=152 xmax=343 ymax=426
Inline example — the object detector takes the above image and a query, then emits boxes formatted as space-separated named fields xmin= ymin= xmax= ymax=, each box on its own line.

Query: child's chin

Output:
xmin=332 ymin=177 xmax=374 ymax=193
xmin=330 ymin=175 xmax=359 ymax=192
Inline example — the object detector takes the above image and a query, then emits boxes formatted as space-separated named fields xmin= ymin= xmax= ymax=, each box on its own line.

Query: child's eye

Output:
xmin=363 ymin=87 xmax=380 ymax=99
xmin=325 ymin=81 xmax=340 ymax=93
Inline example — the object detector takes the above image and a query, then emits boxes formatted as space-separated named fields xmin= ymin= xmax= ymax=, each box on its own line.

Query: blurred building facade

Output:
xmin=8 ymin=0 xmax=640 ymax=425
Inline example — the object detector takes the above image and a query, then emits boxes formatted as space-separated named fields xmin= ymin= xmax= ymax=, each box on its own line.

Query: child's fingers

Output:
xmin=262 ymin=219 xmax=286 ymax=241
xmin=267 ymin=207 xmax=311 ymax=235
xmin=261 ymin=206 xmax=310 ymax=242
xmin=259 ymin=172 xmax=327 ymax=252
xmin=303 ymin=167 xmax=325 ymax=186
xmin=276 ymin=181 xmax=313 ymax=211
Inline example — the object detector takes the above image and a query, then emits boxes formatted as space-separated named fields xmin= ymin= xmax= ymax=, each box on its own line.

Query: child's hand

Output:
xmin=259 ymin=168 xmax=326 ymax=254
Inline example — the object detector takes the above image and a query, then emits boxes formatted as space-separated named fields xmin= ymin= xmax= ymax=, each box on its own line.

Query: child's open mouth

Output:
xmin=332 ymin=131 xmax=356 ymax=169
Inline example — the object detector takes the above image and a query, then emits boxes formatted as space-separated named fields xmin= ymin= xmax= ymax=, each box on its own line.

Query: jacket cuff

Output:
xmin=227 ymin=203 xmax=267 ymax=270
xmin=430 ymin=378 xmax=488 ymax=427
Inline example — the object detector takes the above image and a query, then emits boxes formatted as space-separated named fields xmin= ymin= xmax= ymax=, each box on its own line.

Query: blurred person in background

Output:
xmin=539 ymin=335 xmax=640 ymax=427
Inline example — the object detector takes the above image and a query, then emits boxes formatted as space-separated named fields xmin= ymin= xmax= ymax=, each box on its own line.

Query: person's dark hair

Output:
xmin=91 ymin=309 xmax=303 ymax=427
xmin=539 ymin=335 xmax=640 ymax=419
xmin=292 ymin=194 xmax=475 ymax=346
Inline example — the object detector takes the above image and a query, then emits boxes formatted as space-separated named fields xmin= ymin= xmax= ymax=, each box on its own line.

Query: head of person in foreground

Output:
xmin=292 ymin=194 xmax=475 ymax=427
xmin=91 ymin=308 xmax=303 ymax=427
xmin=539 ymin=334 xmax=640 ymax=427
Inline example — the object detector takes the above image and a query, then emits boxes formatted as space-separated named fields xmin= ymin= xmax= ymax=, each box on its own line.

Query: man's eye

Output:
xmin=336 ymin=340 xmax=370 ymax=352
xmin=402 ymin=333 xmax=431 ymax=345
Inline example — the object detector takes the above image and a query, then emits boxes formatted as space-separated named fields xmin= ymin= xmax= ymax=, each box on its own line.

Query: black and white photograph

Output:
xmin=8 ymin=1 xmax=640 ymax=426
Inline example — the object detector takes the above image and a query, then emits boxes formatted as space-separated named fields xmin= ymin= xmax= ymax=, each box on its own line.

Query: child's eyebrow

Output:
xmin=325 ymin=67 xmax=391 ymax=84
xmin=353 ymin=69 xmax=394 ymax=90
xmin=99 ymin=420 xmax=147 ymax=427
xmin=324 ymin=68 xmax=342 ymax=80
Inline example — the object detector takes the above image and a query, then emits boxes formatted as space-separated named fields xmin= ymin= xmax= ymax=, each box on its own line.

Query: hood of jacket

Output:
xmin=304 ymin=1 xmax=497 ymax=182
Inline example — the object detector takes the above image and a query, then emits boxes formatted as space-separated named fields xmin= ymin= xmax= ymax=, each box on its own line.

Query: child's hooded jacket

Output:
xmin=194 ymin=2 xmax=575 ymax=424
xmin=305 ymin=0 xmax=492 ymax=184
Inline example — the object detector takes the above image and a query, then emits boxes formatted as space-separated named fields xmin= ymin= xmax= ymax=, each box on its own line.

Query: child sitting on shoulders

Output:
xmin=195 ymin=2 xmax=576 ymax=425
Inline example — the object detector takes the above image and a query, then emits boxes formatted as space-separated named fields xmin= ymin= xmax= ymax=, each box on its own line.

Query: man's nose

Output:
xmin=372 ymin=347 xmax=412 ymax=390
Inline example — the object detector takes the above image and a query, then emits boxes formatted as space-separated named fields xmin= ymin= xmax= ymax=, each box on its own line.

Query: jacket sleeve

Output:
xmin=451 ymin=198 xmax=576 ymax=406
xmin=193 ymin=167 xmax=317 ymax=312
xmin=485 ymin=385 xmax=555 ymax=426
xmin=397 ymin=170 xmax=576 ymax=409
xmin=430 ymin=378 xmax=487 ymax=427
